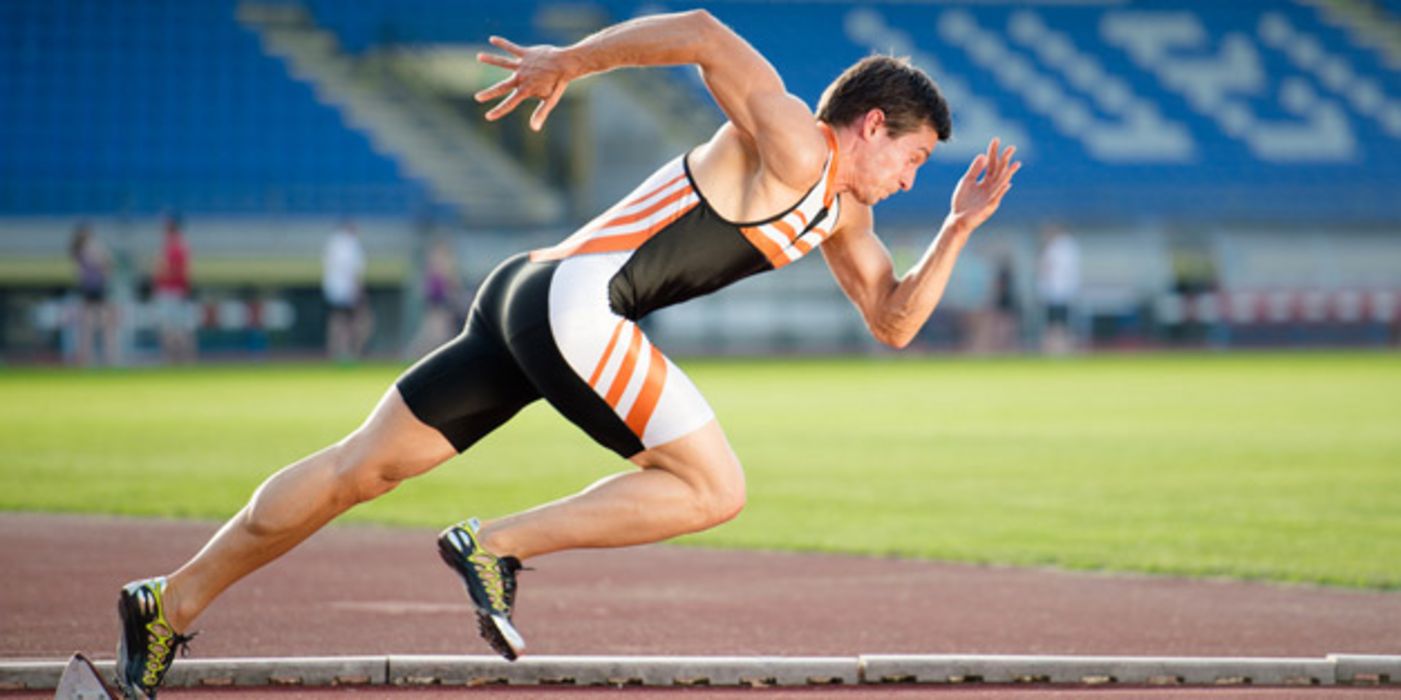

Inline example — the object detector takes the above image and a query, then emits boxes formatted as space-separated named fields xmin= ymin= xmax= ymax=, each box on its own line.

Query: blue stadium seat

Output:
xmin=2 ymin=0 xmax=1397 ymax=223
xmin=287 ymin=0 xmax=1401 ymax=224
xmin=0 ymin=0 xmax=429 ymax=215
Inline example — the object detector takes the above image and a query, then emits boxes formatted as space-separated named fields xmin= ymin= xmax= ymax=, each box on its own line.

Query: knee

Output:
xmin=332 ymin=440 xmax=406 ymax=505
xmin=692 ymin=468 xmax=746 ymax=530
xmin=710 ymin=479 xmax=746 ymax=526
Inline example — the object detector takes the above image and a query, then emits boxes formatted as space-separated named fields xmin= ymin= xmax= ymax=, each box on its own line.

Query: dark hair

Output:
xmin=817 ymin=55 xmax=951 ymax=141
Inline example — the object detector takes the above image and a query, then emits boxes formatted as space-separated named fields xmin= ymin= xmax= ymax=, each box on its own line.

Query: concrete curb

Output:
xmin=3 ymin=654 xmax=1398 ymax=690
xmin=860 ymin=655 xmax=1338 ymax=686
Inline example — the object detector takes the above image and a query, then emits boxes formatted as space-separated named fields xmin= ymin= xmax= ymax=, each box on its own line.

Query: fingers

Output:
xmin=489 ymin=35 xmax=527 ymax=56
xmin=963 ymin=153 xmax=988 ymax=183
xmin=485 ymin=89 xmax=529 ymax=122
xmin=982 ymin=139 xmax=1020 ymax=188
xmin=1005 ymin=159 xmax=1022 ymax=183
xmin=477 ymin=51 xmax=520 ymax=71
xmin=475 ymin=75 xmax=518 ymax=103
xmin=529 ymin=83 xmax=567 ymax=132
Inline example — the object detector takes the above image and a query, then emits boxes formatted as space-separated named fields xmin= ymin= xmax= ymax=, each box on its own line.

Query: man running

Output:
xmin=115 ymin=9 xmax=1019 ymax=698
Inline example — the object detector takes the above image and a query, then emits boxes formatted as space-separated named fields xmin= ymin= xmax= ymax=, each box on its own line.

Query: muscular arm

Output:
xmin=476 ymin=10 xmax=823 ymax=188
xmin=823 ymin=139 xmax=1021 ymax=349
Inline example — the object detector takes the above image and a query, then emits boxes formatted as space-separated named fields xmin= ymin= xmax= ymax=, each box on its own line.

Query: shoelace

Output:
xmin=469 ymin=550 xmax=510 ymax=612
xmin=173 ymin=631 xmax=198 ymax=658
xmin=141 ymin=629 xmax=198 ymax=687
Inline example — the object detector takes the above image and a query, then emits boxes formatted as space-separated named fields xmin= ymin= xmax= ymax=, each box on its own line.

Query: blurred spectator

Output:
xmin=323 ymin=220 xmax=372 ymax=361
xmin=406 ymin=237 xmax=464 ymax=358
xmin=1166 ymin=233 xmax=1222 ymax=346
xmin=153 ymin=214 xmax=197 ymax=363
xmin=68 ymin=222 xmax=120 ymax=366
xmin=1037 ymin=223 xmax=1081 ymax=355
xmin=968 ymin=251 xmax=1021 ymax=354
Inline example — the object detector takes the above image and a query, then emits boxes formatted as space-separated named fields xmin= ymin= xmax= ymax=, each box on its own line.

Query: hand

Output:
xmin=475 ymin=36 xmax=573 ymax=131
xmin=948 ymin=138 xmax=1021 ymax=233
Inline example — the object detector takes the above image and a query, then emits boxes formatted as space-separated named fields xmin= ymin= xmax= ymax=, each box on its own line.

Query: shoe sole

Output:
xmin=437 ymin=536 xmax=526 ymax=661
xmin=480 ymin=612 xmax=526 ymax=661
xmin=115 ymin=588 xmax=151 ymax=699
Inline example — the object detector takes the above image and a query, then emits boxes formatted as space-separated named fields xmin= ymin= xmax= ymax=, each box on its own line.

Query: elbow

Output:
xmin=870 ymin=315 xmax=917 ymax=350
xmin=685 ymin=7 xmax=718 ymax=24
xmin=876 ymin=329 xmax=916 ymax=350
xmin=685 ymin=8 xmax=723 ymax=41
xmin=684 ymin=9 xmax=737 ymax=62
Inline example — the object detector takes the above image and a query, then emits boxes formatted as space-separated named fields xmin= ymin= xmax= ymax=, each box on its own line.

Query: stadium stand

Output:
xmin=0 ymin=0 xmax=1397 ymax=359
xmin=4 ymin=0 xmax=1398 ymax=224
xmin=0 ymin=0 xmax=434 ymax=216
xmin=284 ymin=0 xmax=1401 ymax=224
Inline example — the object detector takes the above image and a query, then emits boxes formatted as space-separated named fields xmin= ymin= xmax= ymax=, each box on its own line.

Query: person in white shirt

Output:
xmin=1037 ymin=223 xmax=1080 ymax=355
xmin=323 ymin=221 xmax=371 ymax=361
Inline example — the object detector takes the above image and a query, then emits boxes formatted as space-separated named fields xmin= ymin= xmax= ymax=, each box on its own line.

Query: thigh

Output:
xmin=395 ymin=310 xmax=541 ymax=453
xmin=490 ymin=255 xmax=714 ymax=459
xmin=345 ymin=385 xmax=460 ymax=482
xmin=513 ymin=318 xmax=716 ymax=459
xmin=629 ymin=418 xmax=743 ymax=494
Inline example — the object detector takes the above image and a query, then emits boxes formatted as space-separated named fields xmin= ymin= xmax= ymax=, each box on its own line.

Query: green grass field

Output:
xmin=3 ymin=352 xmax=1399 ymax=588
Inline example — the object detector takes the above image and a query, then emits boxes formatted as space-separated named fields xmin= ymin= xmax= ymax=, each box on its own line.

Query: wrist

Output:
xmin=557 ymin=44 xmax=590 ymax=81
xmin=941 ymin=214 xmax=975 ymax=239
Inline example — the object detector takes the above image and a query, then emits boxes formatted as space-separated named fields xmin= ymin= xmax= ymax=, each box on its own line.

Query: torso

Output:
xmin=532 ymin=124 xmax=843 ymax=320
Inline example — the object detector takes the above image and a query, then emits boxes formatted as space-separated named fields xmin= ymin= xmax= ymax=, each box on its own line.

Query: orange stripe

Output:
xmin=792 ymin=236 xmax=814 ymax=256
xmin=529 ymin=171 xmax=688 ymax=262
xmin=819 ymin=123 xmax=840 ymax=208
xmin=625 ymin=344 xmax=668 ymax=438
xmin=794 ymin=208 xmax=809 ymax=230
xmin=598 ymin=184 xmax=693 ymax=230
xmin=771 ymin=218 xmax=800 ymax=244
xmin=625 ymin=171 xmax=688 ymax=211
xmin=567 ymin=201 xmax=696 ymax=257
xmin=588 ymin=319 xmax=628 ymax=389
xmin=604 ymin=324 xmax=643 ymax=408
xmin=740 ymin=226 xmax=787 ymax=268
xmin=532 ymin=199 xmax=699 ymax=262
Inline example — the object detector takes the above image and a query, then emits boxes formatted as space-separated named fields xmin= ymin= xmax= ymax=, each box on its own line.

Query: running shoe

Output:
xmin=437 ymin=518 xmax=526 ymax=660
xmin=115 ymin=577 xmax=195 ymax=699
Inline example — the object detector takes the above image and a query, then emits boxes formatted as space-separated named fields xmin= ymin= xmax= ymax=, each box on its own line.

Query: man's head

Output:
xmin=817 ymin=56 xmax=951 ymax=142
xmin=818 ymin=56 xmax=952 ymax=206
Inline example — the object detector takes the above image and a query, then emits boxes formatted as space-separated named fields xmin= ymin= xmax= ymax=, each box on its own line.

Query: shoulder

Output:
xmin=761 ymin=105 xmax=828 ymax=190
xmin=702 ymin=113 xmax=828 ymax=190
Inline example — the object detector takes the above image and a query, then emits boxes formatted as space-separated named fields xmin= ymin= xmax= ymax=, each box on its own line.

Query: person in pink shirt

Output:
xmin=153 ymin=214 xmax=196 ymax=363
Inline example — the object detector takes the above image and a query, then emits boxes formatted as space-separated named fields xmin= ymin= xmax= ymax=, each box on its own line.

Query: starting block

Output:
xmin=54 ymin=654 xmax=113 ymax=700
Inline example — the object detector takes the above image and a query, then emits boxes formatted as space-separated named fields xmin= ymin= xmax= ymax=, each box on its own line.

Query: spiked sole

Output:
xmin=480 ymin=613 xmax=525 ymax=661
xmin=115 ymin=588 xmax=151 ymax=699
xmin=437 ymin=537 xmax=526 ymax=661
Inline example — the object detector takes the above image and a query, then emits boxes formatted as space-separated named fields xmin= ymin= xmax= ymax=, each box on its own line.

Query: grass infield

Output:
xmin=3 ymin=351 xmax=1398 ymax=588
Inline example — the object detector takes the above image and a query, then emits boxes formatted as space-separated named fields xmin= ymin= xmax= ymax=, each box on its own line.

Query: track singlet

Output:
xmin=531 ymin=124 xmax=843 ymax=321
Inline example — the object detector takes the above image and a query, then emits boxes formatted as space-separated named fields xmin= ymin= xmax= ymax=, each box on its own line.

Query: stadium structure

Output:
xmin=1 ymin=0 xmax=1398 ymax=361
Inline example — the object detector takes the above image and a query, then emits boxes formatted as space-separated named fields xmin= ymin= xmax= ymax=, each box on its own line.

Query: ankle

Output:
xmin=477 ymin=527 xmax=515 ymax=560
xmin=161 ymin=578 xmax=197 ymax=633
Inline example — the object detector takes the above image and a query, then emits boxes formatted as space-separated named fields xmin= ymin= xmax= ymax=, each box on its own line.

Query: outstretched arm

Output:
xmin=822 ymin=139 xmax=1021 ymax=349
xmin=475 ymin=10 xmax=823 ymax=187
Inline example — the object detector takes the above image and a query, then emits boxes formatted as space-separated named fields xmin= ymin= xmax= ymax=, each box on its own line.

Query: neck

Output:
xmin=825 ymin=121 xmax=861 ymax=196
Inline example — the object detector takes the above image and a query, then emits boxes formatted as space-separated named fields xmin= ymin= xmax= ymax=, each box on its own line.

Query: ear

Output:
xmin=861 ymin=108 xmax=887 ymax=140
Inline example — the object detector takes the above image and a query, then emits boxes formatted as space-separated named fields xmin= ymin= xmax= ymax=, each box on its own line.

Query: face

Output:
xmin=849 ymin=112 xmax=940 ymax=206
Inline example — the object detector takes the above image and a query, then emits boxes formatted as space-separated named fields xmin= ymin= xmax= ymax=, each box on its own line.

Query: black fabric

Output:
xmin=608 ymin=204 xmax=770 ymax=320
xmin=396 ymin=253 xmax=645 ymax=458
xmin=606 ymin=156 xmax=832 ymax=320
